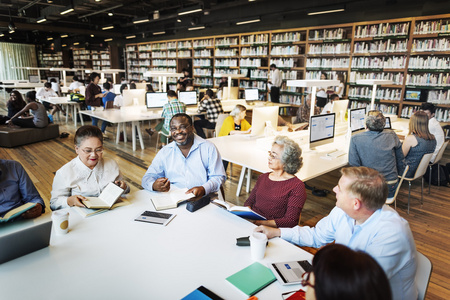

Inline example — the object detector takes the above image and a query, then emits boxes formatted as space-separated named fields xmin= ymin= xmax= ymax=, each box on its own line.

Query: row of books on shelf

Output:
xmin=215 ymin=49 xmax=239 ymax=56
xmin=406 ymin=73 xmax=450 ymax=86
xmin=270 ymin=58 xmax=296 ymax=68
xmin=195 ymin=78 xmax=214 ymax=86
xmin=195 ymin=50 xmax=212 ymax=57
xmin=309 ymin=28 xmax=347 ymax=41
xmin=308 ymin=43 xmax=350 ymax=54
xmin=178 ymin=41 xmax=192 ymax=49
xmin=241 ymin=46 xmax=268 ymax=56
xmin=349 ymin=71 xmax=404 ymax=85
xmin=408 ymin=56 xmax=450 ymax=69
xmin=411 ymin=38 xmax=450 ymax=52
xmin=214 ymin=69 xmax=240 ymax=76
xmin=401 ymin=105 xmax=449 ymax=121
xmin=307 ymin=58 xmax=350 ymax=68
xmin=272 ymin=32 xmax=302 ymax=43
xmin=414 ymin=20 xmax=450 ymax=35
xmin=193 ymin=69 xmax=212 ymax=76
xmin=280 ymin=94 xmax=302 ymax=104
xmin=92 ymin=61 xmax=110 ymax=66
xmin=216 ymin=37 xmax=239 ymax=46
xmin=194 ymin=59 xmax=212 ymax=67
xmin=193 ymin=39 xmax=213 ymax=48
xmin=178 ymin=51 xmax=192 ymax=58
xmin=215 ymin=59 xmax=238 ymax=67
xmin=241 ymin=34 xmax=269 ymax=44
xmin=351 ymin=56 xmax=406 ymax=69
xmin=152 ymin=59 xmax=177 ymax=67
xmin=240 ymin=81 xmax=266 ymax=89
xmin=74 ymin=55 xmax=92 ymax=60
xmin=349 ymin=101 xmax=399 ymax=115
xmin=271 ymin=45 xmax=301 ymax=55
xmin=427 ymin=90 xmax=450 ymax=103
xmin=353 ymin=40 xmax=408 ymax=53
xmin=305 ymin=71 xmax=344 ymax=80
xmin=354 ymin=22 xmax=410 ymax=38
xmin=138 ymin=53 xmax=151 ymax=59
xmin=348 ymin=87 xmax=402 ymax=101
xmin=240 ymin=58 xmax=262 ymax=67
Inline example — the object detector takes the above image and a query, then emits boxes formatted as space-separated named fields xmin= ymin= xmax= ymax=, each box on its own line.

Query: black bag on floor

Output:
xmin=424 ymin=164 xmax=449 ymax=186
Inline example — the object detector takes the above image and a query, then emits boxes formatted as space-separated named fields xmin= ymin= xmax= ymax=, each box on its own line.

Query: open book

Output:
xmin=212 ymin=200 xmax=266 ymax=220
xmin=150 ymin=187 xmax=195 ymax=211
xmin=74 ymin=199 xmax=130 ymax=218
xmin=82 ymin=182 xmax=124 ymax=209
xmin=0 ymin=202 xmax=37 ymax=223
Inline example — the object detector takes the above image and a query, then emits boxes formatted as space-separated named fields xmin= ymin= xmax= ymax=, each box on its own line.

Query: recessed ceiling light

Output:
xmin=61 ymin=34 xmax=68 ymax=38
xmin=188 ymin=26 xmax=205 ymax=31
xmin=236 ymin=18 xmax=260 ymax=25
xmin=74 ymin=42 xmax=79 ymax=45
xmin=108 ymin=12 xmax=113 ymax=16
xmin=102 ymin=25 xmax=114 ymax=30
xmin=104 ymin=38 xmax=113 ymax=42
xmin=133 ymin=17 xmax=150 ymax=24
xmin=307 ymin=8 xmax=345 ymax=15
xmin=60 ymin=8 xmax=74 ymax=15
xmin=90 ymin=34 xmax=94 ymax=37
xmin=125 ymin=35 xmax=136 ymax=39
xmin=36 ymin=17 xmax=47 ymax=23
xmin=0 ymin=33 xmax=4 ymax=37
xmin=47 ymin=37 xmax=53 ymax=40
xmin=62 ymin=44 xmax=67 ymax=47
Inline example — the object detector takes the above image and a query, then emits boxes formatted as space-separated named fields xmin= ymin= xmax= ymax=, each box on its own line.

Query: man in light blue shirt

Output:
xmin=142 ymin=113 xmax=226 ymax=197
xmin=255 ymin=166 xmax=417 ymax=300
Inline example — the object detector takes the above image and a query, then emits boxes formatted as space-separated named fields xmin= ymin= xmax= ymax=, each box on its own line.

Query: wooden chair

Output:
xmin=401 ymin=153 xmax=433 ymax=214
xmin=428 ymin=140 xmax=449 ymax=194
xmin=416 ymin=251 xmax=433 ymax=300
xmin=387 ymin=165 xmax=409 ymax=210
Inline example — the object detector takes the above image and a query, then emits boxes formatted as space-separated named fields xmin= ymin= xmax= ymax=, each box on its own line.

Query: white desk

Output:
xmin=0 ymin=190 xmax=312 ymax=300
xmin=45 ymin=97 xmax=83 ymax=127
xmin=0 ymin=82 xmax=45 ymax=98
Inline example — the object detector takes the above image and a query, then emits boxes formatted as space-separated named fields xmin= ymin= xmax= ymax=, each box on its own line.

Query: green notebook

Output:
xmin=226 ymin=262 xmax=276 ymax=296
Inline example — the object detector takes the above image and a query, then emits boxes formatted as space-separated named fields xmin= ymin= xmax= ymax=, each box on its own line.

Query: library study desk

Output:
xmin=0 ymin=190 xmax=312 ymax=300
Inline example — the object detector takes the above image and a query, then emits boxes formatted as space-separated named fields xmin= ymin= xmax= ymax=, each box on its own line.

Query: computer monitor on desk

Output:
xmin=146 ymin=92 xmax=167 ymax=108
xmin=178 ymin=91 xmax=197 ymax=105
xmin=123 ymin=89 xmax=146 ymax=107
xmin=349 ymin=107 xmax=366 ymax=133
xmin=331 ymin=99 xmax=349 ymax=123
xmin=251 ymin=106 xmax=279 ymax=137
xmin=222 ymin=87 xmax=239 ymax=100
xmin=113 ymin=84 xmax=129 ymax=95
xmin=29 ymin=75 xmax=40 ymax=83
xmin=244 ymin=89 xmax=259 ymax=101
xmin=309 ymin=113 xmax=336 ymax=150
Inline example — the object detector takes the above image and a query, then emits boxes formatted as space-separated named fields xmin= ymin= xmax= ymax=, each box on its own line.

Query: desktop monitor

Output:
xmin=244 ymin=89 xmax=259 ymax=101
xmin=404 ymin=89 xmax=427 ymax=102
xmin=331 ymin=99 xmax=349 ymax=123
xmin=309 ymin=113 xmax=336 ymax=149
xmin=29 ymin=75 xmax=40 ymax=83
xmin=178 ymin=91 xmax=198 ymax=105
xmin=251 ymin=106 xmax=279 ymax=137
xmin=122 ymin=89 xmax=146 ymax=107
xmin=384 ymin=117 xmax=392 ymax=129
xmin=349 ymin=107 xmax=366 ymax=132
xmin=222 ymin=87 xmax=239 ymax=100
xmin=146 ymin=92 xmax=168 ymax=108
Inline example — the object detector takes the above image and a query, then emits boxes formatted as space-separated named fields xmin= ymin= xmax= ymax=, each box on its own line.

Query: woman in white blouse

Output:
xmin=50 ymin=125 xmax=129 ymax=210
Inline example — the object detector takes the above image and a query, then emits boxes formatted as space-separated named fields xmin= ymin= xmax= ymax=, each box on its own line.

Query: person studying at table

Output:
xmin=113 ymin=84 xmax=128 ymax=108
xmin=7 ymin=91 xmax=48 ymax=128
xmin=50 ymin=125 xmax=129 ymax=210
xmin=218 ymin=104 xmax=251 ymax=136
xmin=194 ymin=89 xmax=224 ymax=139
xmin=294 ymin=94 xmax=320 ymax=130
xmin=255 ymin=166 xmax=418 ymax=300
xmin=0 ymin=159 xmax=45 ymax=219
xmin=244 ymin=136 xmax=306 ymax=228
xmin=37 ymin=82 xmax=65 ymax=117
xmin=142 ymin=113 xmax=226 ymax=198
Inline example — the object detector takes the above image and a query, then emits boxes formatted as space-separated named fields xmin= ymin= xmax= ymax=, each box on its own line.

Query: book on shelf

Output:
xmin=226 ymin=262 xmax=276 ymax=296
xmin=0 ymin=202 xmax=37 ymax=223
xmin=150 ymin=187 xmax=195 ymax=211
xmin=82 ymin=182 xmax=124 ymax=209
xmin=73 ymin=199 xmax=130 ymax=218
xmin=212 ymin=200 xmax=266 ymax=220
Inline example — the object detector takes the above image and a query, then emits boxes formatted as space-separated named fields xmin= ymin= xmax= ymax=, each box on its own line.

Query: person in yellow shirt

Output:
xmin=218 ymin=104 xmax=251 ymax=136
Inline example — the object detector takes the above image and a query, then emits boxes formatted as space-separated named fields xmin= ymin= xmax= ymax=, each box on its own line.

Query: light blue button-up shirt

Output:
xmin=142 ymin=135 xmax=226 ymax=195
xmin=280 ymin=205 xmax=418 ymax=300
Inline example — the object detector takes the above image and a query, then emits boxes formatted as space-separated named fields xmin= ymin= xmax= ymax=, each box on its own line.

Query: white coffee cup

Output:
xmin=52 ymin=211 xmax=69 ymax=235
xmin=90 ymin=106 xmax=95 ymax=111
xmin=250 ymin=232 xmax=268 ymax=260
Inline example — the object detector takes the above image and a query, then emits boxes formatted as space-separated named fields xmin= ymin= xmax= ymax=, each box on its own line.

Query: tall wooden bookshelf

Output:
xmin=125 ymin=13 xmax=450 ymax=122
xmin=73 ymin=47 xmax=113 ymax=78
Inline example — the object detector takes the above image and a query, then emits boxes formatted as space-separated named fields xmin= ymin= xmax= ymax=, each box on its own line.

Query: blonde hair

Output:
xmin=408 ymin=111 xmax=435 ymax=140
xmin=230 ymin=104 xmax=246 ymax=117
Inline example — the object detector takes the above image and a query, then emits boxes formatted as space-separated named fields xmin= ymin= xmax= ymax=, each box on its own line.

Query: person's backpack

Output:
xmin=70 ymin=93 xmax=85 ymax=102
xmin=424 ymin=164 xmax=449 ymax=186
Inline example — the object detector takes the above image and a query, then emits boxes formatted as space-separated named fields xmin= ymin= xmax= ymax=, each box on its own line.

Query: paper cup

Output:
xmin=250 ymin=232 xmax=268 ymax=260
xmin=52 ymin=211 xmax=69 ymax=235
xmin=90 ymin=106 xmax=95 ymax=111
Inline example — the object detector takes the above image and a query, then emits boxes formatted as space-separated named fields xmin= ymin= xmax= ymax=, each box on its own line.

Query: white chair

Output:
xmin=386 ymin=165 xmax=409 ymax=210
xmin=214 ymin=113 xmax=229 ymax=136
xmin=416 ymin=251 xmax=433 ymax=300
xmin=428 ymin=140 xmax=449 ymax=194
xmin=401 ymin=153 xmax=433 ymax=214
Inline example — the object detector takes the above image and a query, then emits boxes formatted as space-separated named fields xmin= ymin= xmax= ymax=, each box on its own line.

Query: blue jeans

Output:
xmin=387 ymin=181 xmax=398 ymax=198
xmin=87 ymin=106 xmax=107 ymax=133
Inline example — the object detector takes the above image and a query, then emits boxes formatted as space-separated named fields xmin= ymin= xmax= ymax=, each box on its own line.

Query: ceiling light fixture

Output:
xmin=153 ymin=10 xmax=159 ymax=20
xmin=62 ymin=44 xmax=67 ymax=47
xmin=95 ymin=0 xmax=101 ymax=2
xmin=90 ymin=34 xmax=94 ymax=37
xmin=8 ymin=21 xmax=16 ymax=34
xmin=73 ymin=42 xmax=79 ymax=45
xmin=307 ymin=7 xmax=345 ymax=15
xmin=0 ymin=33 xmax=4 ymax=37
xmin=60 ymin=7 xmax=74 ymax=15
xmin=102 ymin=25 xmax=114 ymax=30
xmin=47 ymin=0 xmax=53 ymax=3
xmin=125 ymin=35 xmax=136 ymax=39
xmin=153 ymin=31 xmax=165 ymax=35
xmin=47 ymin=37 xmax=53 ymax=40
xmin=104 ymin=38 xmax=113 ymax=42
xmin=61 ymin=34 xmax=68 ymax=38
xmin=108 ymin=12 xmax=113 ymax=16
xmin=133 ymin=17 xmax=150 ymax=24
xmin=178 ymin=4 xmax=203 ymax=16
xmin=177 ymin=18 xmax=182 ymax=23
xmin=188 ymin=26 xmax=205 ymax=31
xmin=236 ymin=18 xmax=260 ymax=25
xmin=36 ymin=16 xmax=47 ymax=23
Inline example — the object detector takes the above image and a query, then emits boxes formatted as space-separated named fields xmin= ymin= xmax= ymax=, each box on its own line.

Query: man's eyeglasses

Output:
xmin=170 ymin=125 xmax=191 ymax=132
xmin=81 ymin=148 xmax=104 ymax=155
xmin=301 ymin=271 xmax=315 ymax=288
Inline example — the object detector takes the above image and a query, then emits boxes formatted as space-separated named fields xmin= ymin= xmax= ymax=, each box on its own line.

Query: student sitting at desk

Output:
xmin=102 ymin=82 xmax=115 ymax=109
xmin=256 ymin=167 xmax=418 ymax=300
xmin=50 ymin=125 xmax=129 ymax=210
xmin=321 ymin=93 xmax=339 ymax=115
xmin=305 ymin=244 xmax=392 ymax=300
xmin=142 ymin=113 xmax=226 ymax=198
xmin=194 ymin=89 xmax=224 ymax=139
xmin=7 ymin=91 xmax=48 ymax=128
xmin=0 ymin=91 xmax=27 ymax=125
xmin=244 ymin=136 xmax=306 ymax=228
xmin=37 ymin=82 xmax=66 ymax=117
xmin=218 ymin=104 xmax=251 ymax=136
xmin=0 ymin=159 xmax=45 ymax=219
xmin=400 ymin=111 xmax=436 ymax=177
xmin=294 ymin=94 xmax=320 ymax=129
xmin=68 ymin=76 xmax=83 ymax=93
xmin=113 ymin=84 xmax=128 ymax=108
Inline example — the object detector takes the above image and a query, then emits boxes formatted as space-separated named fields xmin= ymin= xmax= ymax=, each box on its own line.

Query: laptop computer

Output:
xmin=0 ymin=220 xmax=52 ymax=264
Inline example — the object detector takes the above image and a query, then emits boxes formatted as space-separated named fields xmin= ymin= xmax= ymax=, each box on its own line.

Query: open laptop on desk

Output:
xmin=0 ymin=220 xmax=52 ymax=264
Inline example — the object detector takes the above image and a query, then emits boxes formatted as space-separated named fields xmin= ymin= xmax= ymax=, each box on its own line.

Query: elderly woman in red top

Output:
xmin=244 ymin=136 xmax=306 ymax=228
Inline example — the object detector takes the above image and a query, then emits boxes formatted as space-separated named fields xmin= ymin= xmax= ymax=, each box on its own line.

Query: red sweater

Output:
xmin=244 ymin=173 xmax=306 ymax=227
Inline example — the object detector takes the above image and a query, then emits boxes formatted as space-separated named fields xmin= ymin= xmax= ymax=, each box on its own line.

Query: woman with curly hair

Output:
xmin=244 ymin=135 xmax=306 ymax=228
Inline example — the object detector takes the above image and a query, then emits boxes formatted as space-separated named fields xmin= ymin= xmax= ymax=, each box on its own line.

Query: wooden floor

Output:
xmin=1 ymin=112 xmax=449 ymax=299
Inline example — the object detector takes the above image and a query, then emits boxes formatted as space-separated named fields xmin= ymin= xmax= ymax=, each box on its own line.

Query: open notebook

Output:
xmin=82 ymin=182 xmax=124 ymax=209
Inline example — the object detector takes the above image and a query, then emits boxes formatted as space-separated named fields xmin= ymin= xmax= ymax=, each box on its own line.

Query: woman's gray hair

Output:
xmin=365 ymin=110 xmax=386 ymax=131
xmin=230 ymin=104 xmax=246 ymax=117
xmin=273 ymin=136 xmax=303 ymax=175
